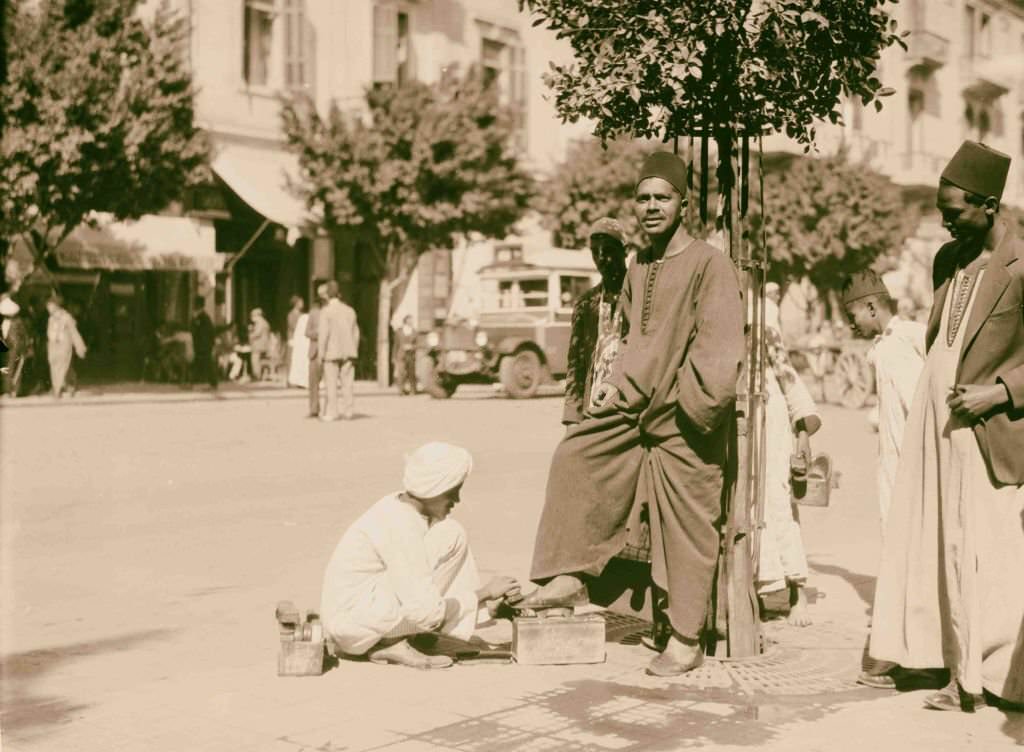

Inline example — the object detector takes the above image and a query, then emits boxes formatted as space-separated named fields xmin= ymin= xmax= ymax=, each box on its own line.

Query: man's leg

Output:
xmin=424 ymin=519 xmax=481 ymax=640
xmin=308 ymin=359 xmax=321 ymax=416
xmin=340 ymin=359 xmax=355 ymax=419
xmin=405 ymin=352 xmax=417 ymax=394
xmin=322 ymin=360 xmax=340 ymax=419
xmin=49 ymin=353 xmax=67 ymax=397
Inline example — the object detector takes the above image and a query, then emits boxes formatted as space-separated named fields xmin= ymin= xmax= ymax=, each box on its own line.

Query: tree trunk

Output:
xmin=376 ymin=277 xmax=391 ymax=387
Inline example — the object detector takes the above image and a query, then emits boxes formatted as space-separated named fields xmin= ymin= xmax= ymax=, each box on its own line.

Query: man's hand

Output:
xmin=478 ymin=576 xmax=521 ymax=604
xmin=795 ymin=431 xmax=811 ymax=463
xmin=946 ymin=384 xmax=1010 ymax=422
xmin=592 ymin=382 xmax=620 ymax=409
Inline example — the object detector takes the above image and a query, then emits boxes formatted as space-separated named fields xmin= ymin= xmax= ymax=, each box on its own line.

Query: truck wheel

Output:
xmin=500 ymin=350 xmax=543 ymax=399
xmin=422 ymin=357 xmax=457 ymax=399
xmin=834 ymin=351 xmax=874 ymax=409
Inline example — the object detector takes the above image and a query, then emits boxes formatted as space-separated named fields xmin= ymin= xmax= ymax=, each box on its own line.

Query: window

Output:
xmin=282 ymin=0 xmax=315 ymax=91
xmin=559 ymin=276 xmax=592 ymax=307
xmin=243 ymin=0 xmax=275 ymax=87
xmin=373 ymin=4 xmax=413 ymax=86
xmin=978 ymin=12 xmax=991 ymax=58
xmin=479 ymin=27 xmax=527 ymax=151
xmin=964 ymin=5 xmax=976 ymax=58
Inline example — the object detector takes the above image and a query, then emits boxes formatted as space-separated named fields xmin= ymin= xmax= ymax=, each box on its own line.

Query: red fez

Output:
xmin=588 ymin=217 xmax=625 ymax=245
xmin=636 ymin=151 xmax=688 ymax=196
xmin=940 ymin=140 xmax=1011 ymax=201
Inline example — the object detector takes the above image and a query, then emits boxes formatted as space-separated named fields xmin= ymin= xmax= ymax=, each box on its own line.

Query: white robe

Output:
xmin=867 ymin=316 xmax=926 ymax=530
xmin=870 ymin=271 xmax=1024 ymax=702
xmin=287 ymin=313 xmax=310 ymax=388
xmin=320 ymin=494 xmax=480 ymax=655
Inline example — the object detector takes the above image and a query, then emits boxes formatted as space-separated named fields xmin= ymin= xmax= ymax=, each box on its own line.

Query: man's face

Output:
xmin=634 ymin=178 xmax=684 ymax=240
xmin=316 ymin=285 xmax=328 ymax=302
xmin=45 ymin=301 xmax=57 ymax=314
xmin=845 ymin=299 xmax=882 ymax=339
xmin=589 ymin=234 xmax=626 ymax=287
xmin=420 ymin=484 xmax=462 ymax=522
xmin=936 ymin=183 xmax=991 ymax=245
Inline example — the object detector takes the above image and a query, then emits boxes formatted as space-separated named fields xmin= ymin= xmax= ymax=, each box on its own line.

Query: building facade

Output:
xmin=165 ymin=0 xmax=587 ymax=377
xmin=766 ymin=0 xmax=1024 ymax=208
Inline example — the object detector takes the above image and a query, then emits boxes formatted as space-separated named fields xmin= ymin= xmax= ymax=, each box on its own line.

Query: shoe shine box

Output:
xmin=512 ymin=614 xmax=606 ymax=665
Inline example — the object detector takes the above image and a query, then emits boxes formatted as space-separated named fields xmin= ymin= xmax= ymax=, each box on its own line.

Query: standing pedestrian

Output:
xmin=317 ymin=281 xmax=360 ymax=421
xmin=393 ymin=315 xmax=418 ymax=396
xmin=1 ymin=294 xmax=31 ymax=397
xmin=191 ymin=296 xmax=218 ymax=390
xmin=304 ymin=281 xmax=328 ymax=418
xmin=843 ymin=270 xmax=927 ymax=689
xmin=247 ymin=307 xmax=271 ymax=382
xmin=285 ymin=295 xmax=304 ymax=381
xmin=869 ymin=141 xmax=1024 ymax=711
xmin=756 ymin=295 xmax=820 ymax=627
xmin=562 ymin=217 xmax=628 ymax=426
xmin=288 ymin=307 xmax=311 ymax=389
xmin=519 ymin=152 xmax=745 ymax=677
xmin=45 ymin=293 xmax=86 ymax=399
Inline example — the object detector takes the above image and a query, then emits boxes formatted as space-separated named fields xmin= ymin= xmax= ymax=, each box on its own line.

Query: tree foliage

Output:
xmin=281 ymin=69 xmax=534 ymax=285
xmin=520 ymin=0 xmax=903 ymax=146
xmin=751 ymin=151 xmax=916 ymax=295
xmin=0 ymin=0 xmax=209 ymax=267
xmin=536 ymin=136 xmax=719 ymax=250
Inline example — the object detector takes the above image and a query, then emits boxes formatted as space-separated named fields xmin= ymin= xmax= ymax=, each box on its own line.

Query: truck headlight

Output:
xmin=474 ymin=331 xmax=489 ymax=348
xmin=426 ymin=332 xmax=440 ymax=348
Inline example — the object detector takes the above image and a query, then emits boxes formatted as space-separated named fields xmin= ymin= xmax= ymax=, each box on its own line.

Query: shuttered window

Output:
xmin=373 ymin=4 xmax=399 ymax=84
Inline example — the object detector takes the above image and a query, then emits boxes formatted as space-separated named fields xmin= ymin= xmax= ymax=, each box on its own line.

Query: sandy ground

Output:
xmin=1 ymin=388 xmax=1021 ymax=751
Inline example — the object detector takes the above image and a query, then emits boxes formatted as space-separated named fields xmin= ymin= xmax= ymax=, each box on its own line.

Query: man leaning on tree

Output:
xmin=518 ymin=151 xmax=745 ymax=677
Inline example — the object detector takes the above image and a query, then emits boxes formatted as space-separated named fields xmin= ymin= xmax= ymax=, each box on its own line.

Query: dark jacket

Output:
xmin=191 ymin=311 xmax=215 ymax=355
xmin=563 ymin=284 xmax=626 ymax=425
xmin=927 ymin=224 xmax=1024 ymax=485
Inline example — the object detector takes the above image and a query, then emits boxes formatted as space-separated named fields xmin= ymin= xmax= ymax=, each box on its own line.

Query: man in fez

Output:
xmin=870 ymin=141 xmax=1024 ymax=711
xmin=519 ymin=152 xmax=745 ymax=676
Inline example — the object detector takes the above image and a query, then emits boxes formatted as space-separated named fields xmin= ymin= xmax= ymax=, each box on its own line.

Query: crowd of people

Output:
xmin=314 ymin=141 xmax=1023 ymax=715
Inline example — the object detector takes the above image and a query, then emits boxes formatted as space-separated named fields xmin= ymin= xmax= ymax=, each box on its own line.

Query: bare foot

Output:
xmin=787 ymin=586 xmax=812 ymax=627
xmin=646 ymin=633 xmax=703 ymax=676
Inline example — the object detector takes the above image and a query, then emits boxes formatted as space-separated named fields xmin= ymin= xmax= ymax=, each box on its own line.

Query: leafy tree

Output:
xmin=520 ymin=0 xmax=901 ymax=147
xmin=1 ymin=0 xmax=208 ymax=281
xmin=751 ymin=151 xmax=917 ymax=313
xmin=281 ymin=69 xmax=534 ymax=385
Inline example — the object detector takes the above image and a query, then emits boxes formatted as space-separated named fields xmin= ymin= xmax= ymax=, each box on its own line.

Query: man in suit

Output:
xmin=190 ymin=296 xmax=218 ymax=390
xmin=869 ymin=141 xmax=1024 ymax=711
xmin=304 ymin=281 xmax=328 ymax=418
xmin=317 ymin=280 xmax=360 ymax=421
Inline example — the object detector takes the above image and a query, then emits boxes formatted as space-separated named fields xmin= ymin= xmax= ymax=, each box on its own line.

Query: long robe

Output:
xmin=867 ymin=315 xmax=926 ymax=530
xmin=870 ymin=269 xmax=1024 ymax=702
xmin=320 ymin=494 xmax=480 ymax=656
xmin=287 ymin=312 xmax=311 ymax=388
xmin=530 ymin=240 xmax=744 ymax=640
xmin=757 ymin=308 xmax=818 ymax=594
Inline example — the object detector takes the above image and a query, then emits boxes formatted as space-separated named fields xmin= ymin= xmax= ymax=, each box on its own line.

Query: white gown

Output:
xmin=287 ymin=313 xmax=310 ymax=388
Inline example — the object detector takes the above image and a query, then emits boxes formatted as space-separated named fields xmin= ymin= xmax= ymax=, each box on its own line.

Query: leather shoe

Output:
xmin=514 ymin=576 xmax=589 ymax=611
xmin=857 ymin=671 xmax=896 ymax=689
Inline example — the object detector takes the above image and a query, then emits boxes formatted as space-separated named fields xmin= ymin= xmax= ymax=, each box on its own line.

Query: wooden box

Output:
xmin=278 ymin=639 xmax=325 ymax=676
xmin=512 ymin=614 xmax=606 ymax=665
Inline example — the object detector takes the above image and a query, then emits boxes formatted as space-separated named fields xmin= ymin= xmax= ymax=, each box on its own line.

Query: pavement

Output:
xmin=0 ymin=389 xmax=1021 ymax=751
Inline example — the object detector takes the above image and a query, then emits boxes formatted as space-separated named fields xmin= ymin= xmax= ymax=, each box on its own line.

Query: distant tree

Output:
xmin=0 ymin=0 xmax=209 ymax=282
xmin=751 ymin=151 xmax=917 ymax=317
xmin=281 ymin=69 xmax=534 ymax=385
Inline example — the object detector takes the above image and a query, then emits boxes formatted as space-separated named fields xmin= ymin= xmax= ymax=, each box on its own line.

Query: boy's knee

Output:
xmin=425 ymin=519 xmax=468 ymax=564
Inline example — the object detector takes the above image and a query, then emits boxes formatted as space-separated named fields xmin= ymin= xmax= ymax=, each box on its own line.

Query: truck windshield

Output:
xmin=560 ymin=276 xmax=593 ymax=307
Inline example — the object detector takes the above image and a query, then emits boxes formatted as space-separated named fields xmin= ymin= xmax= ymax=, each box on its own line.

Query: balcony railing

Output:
xmin=963 ymin=60 xmax=1012 ymax=100
xmin=905 ymin=30 xmax=949 ymax=71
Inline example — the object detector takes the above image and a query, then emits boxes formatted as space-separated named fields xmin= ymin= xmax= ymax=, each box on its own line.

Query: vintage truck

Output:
xmin=420 ymin=244 xmax=600 ymax=399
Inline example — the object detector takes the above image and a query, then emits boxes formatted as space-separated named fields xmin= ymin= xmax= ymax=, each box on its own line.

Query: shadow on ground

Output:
xmin=0 ymin=629 xmax=176 ymax=734
xmin=808 ymin=559 xmax=876 ymax=611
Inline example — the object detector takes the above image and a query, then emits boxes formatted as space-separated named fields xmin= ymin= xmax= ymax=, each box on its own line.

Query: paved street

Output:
xmin=1 ymin=389 xmax=1021 ymax=751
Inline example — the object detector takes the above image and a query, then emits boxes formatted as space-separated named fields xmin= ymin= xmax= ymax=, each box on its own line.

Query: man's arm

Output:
xmin=675 ymin=253 xmax=745 ymax=433
xmin=562 ymin=297 xmax=588 ymax=425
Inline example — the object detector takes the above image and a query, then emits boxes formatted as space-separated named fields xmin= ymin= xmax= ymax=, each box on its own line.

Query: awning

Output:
xmin=211 ymin=142 xmax=319 ymax=233
xmin=52 ymin=213 xmax=224 ymax=274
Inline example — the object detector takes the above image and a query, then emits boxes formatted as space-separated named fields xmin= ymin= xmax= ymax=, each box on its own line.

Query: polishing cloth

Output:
xmin=403 ymin=442 xmax=474 ymax=499
xmin=842 ymin=271 xmax=891 ymax=306
xmin=589 ymin=217 xmax=625 ymax=245
xmin=636 ymin=151 xmax=688 ymax=196
xmin=940 ymin=140 xmax=1011 ymax=201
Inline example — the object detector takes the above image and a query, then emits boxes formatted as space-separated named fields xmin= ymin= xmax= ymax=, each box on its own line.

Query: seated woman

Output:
xmin=320 ymin=442 xmax=521 ymax=669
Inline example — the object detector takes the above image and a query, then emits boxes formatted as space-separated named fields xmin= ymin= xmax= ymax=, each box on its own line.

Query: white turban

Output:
xmin=0 ymin=297 xmax=19 ymax=317
xmin=403 ymin=442 xmax=473 ymax=499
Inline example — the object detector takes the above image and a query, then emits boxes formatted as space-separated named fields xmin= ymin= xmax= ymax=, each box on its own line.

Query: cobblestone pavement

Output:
xmin=1 ymin=392 xmax=1021 ymax=751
